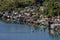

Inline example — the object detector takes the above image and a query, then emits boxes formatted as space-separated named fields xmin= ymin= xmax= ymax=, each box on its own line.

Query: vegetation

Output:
xmin=43 ymin=0 xmax=60 ymax=16
xmin=0 ymin=0 xmax=60 ymax=16
xmin=0 ymin=0 xmax=34 ymax=11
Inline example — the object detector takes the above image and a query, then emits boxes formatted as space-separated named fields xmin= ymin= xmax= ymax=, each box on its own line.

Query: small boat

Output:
xmin=51 ymin=24 xmax=60 ymax=29
xmin=51 ymin=24 xmax=60 ymax=34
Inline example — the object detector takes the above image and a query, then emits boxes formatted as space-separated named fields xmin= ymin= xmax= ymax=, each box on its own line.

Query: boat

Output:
xmin=51 ymin=24 xmax=60 ymax=34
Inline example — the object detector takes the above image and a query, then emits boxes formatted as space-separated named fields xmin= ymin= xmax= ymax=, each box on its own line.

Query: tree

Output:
xmin=43 ymin=0 xmax=60 ymax=16
xmin=0 ymin=0 xmax=35 ymax=11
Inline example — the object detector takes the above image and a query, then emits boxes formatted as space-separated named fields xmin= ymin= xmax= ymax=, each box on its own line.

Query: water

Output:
xmin=0 ymin=24 xmax=60 ymax=40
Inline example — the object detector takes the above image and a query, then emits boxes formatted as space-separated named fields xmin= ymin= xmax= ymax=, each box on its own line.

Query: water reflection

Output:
xmin=32 ymin=25 xmax=60 ymax=40
xmin=32 ymin=25 xmax=47 ymax=32
xmin=48 ymin=30 xmax=60 ymax=40
xmin=0 ymin=24 xmax=60 ymax=40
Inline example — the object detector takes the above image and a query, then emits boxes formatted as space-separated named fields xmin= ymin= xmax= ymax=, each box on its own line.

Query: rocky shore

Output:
xmin=0 ymin=6 xmax=60 ymax=33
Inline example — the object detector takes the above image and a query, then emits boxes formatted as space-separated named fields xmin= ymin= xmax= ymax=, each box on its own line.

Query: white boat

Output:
xmin=51 ymin=24 xmax=60 ymax=29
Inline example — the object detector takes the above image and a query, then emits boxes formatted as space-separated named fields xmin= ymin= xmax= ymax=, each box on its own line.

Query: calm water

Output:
xmin=0 ymin=23 xmax=60 ymax=40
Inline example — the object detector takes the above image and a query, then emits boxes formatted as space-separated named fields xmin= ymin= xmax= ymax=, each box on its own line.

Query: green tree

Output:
xmin=0 ymin=0 xmax=35 ymax=11
xmin=43 ymin=0 xmax=60 ymax=16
